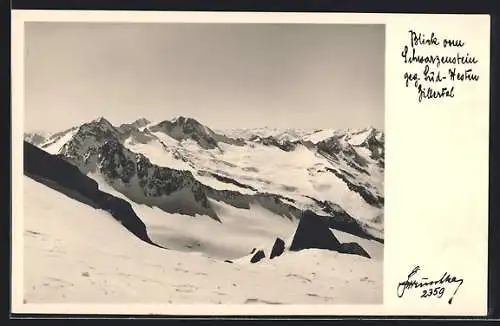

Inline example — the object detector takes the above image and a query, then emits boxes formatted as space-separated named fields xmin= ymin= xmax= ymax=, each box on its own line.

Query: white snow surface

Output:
xmin=88 ymin=172 xmax=294 ymax=259
xmin=40 ymin=128 xmax=79 ymax=155
xmin=141 ymin=132 xmax=382 ymax=223
xmin=23 ymin=176 xmax=382 ymax=304
xmin=302 ymin=129 xmax=340 ymax=144
xmin=345 ymin=128 xmax=376 ymax=146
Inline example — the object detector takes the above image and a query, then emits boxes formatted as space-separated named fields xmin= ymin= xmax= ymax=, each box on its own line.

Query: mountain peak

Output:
xmin=76 ymin=117 xmax=118 ymax=138
xmin=89 ymin=116 xmax=115 ymax=129
xmin=170 ymin=116 xmax=202 ymax=126
xmin=170 ymin=116 xmax=186 ymax=123
xmin=166 ymin=116 xmax=214 ymax=134
xmin=147 ymin=116 xmax=220 ymax=149
xmin=93 ymin=116 xmax=109 ymax=123
xmin=131 ymin=118 xmax=151 ymax=128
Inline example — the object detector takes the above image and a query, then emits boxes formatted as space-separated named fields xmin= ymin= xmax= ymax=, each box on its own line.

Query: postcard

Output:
xmin=11 ymin=10 xmax=490 ymax=316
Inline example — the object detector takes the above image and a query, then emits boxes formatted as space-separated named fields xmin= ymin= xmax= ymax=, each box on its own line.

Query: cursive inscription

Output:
xmin=401 ymin=30 xmax=480 ymax=102
xmin=397 ymin=266 xmax=464 ymax=304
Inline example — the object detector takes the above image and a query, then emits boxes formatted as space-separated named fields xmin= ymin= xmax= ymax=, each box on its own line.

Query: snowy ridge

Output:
xmin=220 ymin=127 xmax=316 ymax=142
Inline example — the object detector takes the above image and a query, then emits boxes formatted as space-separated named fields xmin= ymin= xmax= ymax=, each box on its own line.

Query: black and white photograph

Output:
xmin=22 ymin=21 xmax=385 ymax=305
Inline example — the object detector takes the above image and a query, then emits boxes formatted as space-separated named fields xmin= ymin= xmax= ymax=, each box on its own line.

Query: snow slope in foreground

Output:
xmin=23 ymin=176 xmax=382 ymax=304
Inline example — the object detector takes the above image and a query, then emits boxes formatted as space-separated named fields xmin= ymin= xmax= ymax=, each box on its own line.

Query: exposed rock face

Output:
xmin=24 ymin=140 xmax=103 ymax=205
xmin=339 ymin=242 xmax=371 ymax=259
xmin=289 ymin=210 xmax=342 ymax=252
xmin=250 ymin=249 xmax=266 ymax=263
xmin=249 ymin=135 xmax=298 ymax=152
xmin=58 ymin=117 xmax=121 ymax=172
xmin=117 ymin=123 xmax=156 ymax=144
xmin=246 ymin=210 xmax=372 ymax=263
xmin=284 ymin=210 xmax=372 ymax=259
xmin=202 ymin=187 xmax=301 ymax=220
xmin=244 ymin=210 xmax=373 ymax=263
xmin=197 ymin=170 xmax=258 ymax=192
xmin=270 ymin=237 xmax=285 ymax=259
xmin=317 ymin=136 xmax=367 ymax=167
xmin=97 ymin=139 xmax=219 ymax=220
xmin=358 ymin=128 xmax=384 ymax=162
xmin=149 ymin=117 xmax=218 ymax=150
xmin=129 ymin=118 xmax=151 ymax=129
xmin=345 ymin=127 xmax=385 ymax=169
xmin=303 ymin=196 xmax=382 ymax=242
xmin=23 ymin=141 xmax=160 ymax=248
xmin=53 ymin=119 xmax=220 ymax=221
xmin=97 ymin=193 xmax=153 ymax=244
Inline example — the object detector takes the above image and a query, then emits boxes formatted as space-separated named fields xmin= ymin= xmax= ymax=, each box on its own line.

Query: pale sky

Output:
xmin=24 ymin=22 xmax=385 ymax=133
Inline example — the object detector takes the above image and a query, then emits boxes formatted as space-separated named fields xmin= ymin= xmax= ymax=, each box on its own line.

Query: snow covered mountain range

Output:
xmin=22 ymin=116 xmax=384 ymax=304
xmin=25 ymin=116 xmax=384 ymax=239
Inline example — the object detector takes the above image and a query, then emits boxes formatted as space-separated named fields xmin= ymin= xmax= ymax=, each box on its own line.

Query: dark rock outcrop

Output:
xmin=197 ymin=170 xmax=258 ymax=192
xmin=289 ymin=210 xmax=341 ymax=252
xmin=303 ymin=196 xmax=383 ymax=243
xmin=286 ymin=210 xmax=372 ymax=259
xmin=260 ymin=136 xmax=297 ymax=152
xmin=202 ymin=187 xmax=301 ymax=220
xmin=270 ymin=237 xmax=285 ymax=259
xmin=24 ymin=141 xmax=102 ymax=204
xmin=23 ymin=141 xmax=161 ymax=248
xmin=250 ymin=249 xmax=266 ymax=263
xmin=96 ymin=192 xmax=152 ymax=244
xmin=339 ymin=242 xmax=371 ymax=259
xmin=249 ymin=135 xmax=299 ymax=152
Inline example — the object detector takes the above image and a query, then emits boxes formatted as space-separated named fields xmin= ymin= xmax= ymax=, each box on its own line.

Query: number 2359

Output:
xmin=421 ymin=287 xmax=445 ymax=298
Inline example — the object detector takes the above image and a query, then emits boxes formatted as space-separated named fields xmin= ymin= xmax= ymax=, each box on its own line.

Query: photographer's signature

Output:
xmin=397 ymin=266 xmax=464 ymax=304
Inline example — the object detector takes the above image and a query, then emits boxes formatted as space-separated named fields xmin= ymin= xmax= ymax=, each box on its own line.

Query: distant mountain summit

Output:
xmin=148 ymin=116 xmax=245 ymax=149
xmin=58 ymin=117 xmax=121 ymax=172
xmin=129 ymin=117 xmax=151 ymax=129
xmin=148 ymin=116 xmax=220 ymax=149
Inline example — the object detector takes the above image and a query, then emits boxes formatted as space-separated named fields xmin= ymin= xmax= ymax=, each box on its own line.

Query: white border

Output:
xmin=11 ymin=10 xmax=491 ymax=316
